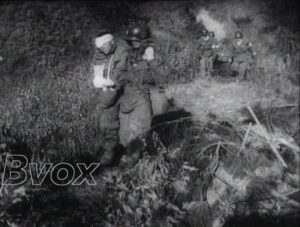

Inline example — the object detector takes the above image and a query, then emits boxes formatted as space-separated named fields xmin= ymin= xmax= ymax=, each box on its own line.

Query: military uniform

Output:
xmin=231 ymin=38 xmax=255 ymax=80
xmin=92 ymin=25 xmax=167 ymax=166
xmin=199 ymin=37 xmax=216 ymax=77
xmin=91 ymin=39 xmax=129 ymax=162
xmin=213 ymin=42 xmax=235 ymax=77
xmin=119 ymin=43 xmax=166 ymax=147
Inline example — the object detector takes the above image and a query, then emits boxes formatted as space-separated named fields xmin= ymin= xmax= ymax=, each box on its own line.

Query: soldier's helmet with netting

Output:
xmin=124 ymin=25 xmax=151 ymax=42
xmin=208 ymin=31 xmax=215 ymax=38
xmin=201 ymin=28 xmax=208 ymax=36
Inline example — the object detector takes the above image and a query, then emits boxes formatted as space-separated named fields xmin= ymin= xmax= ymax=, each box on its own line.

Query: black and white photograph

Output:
xmin=0 ymin=0 xmax=299 ymax=226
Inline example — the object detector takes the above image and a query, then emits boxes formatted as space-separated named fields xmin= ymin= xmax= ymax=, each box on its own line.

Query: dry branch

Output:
xmin=247 ymin=106 xmax=288 ymax=169
xmin=239 ymin=123 xmax=252 ymax=153
xmin=271 ymin=190 xmax=300 ymax=208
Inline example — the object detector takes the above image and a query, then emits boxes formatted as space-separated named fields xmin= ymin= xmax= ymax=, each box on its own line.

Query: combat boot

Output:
xmin=100 ymin=143 xmax=124 ymax=166
xmin=100 ymin=149 xmax=115 ymax=166
xmin=119 ymin=150 xmax=141 ymax=168
xmin=119 ymin=137 xmax=146 ymax=168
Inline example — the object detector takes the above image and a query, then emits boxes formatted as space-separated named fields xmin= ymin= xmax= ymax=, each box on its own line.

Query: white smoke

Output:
xmin=196 ymin=9 xmax=226 ymax=40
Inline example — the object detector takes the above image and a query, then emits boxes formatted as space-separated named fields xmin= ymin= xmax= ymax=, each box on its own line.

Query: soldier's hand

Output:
xmin=142 ymin=47 xmax=155 ymax=61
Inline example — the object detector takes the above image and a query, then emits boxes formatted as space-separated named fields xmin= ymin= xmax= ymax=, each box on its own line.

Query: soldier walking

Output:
xmin=91 ymin=31 xmax=129 ymax=166
xmin=230 ymin=31 xmax=256 ymax=80
xmin=119 ymin=24 xmax=167 ymax=166
xmin=199 ymin=29 xmax=218 ymax=77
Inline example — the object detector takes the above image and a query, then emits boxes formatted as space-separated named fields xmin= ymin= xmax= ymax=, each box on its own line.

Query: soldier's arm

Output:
xmin=91 ymin=50 xmax=120 ymax=109
xmin=112 ymin=49 xmax=128 ymax=87
xmin=148 ymin=60 xmax=166 ymax=85
xmin=246 ymin=42 xmax=256 ymax=56
xmin=146 ymin=48 xmax=168 ymax=85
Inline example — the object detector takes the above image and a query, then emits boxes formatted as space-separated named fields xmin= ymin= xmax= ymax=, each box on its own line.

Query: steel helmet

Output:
xmin=208 ymin=31 xmax=215 ymax=38
xmin=125 ymin=25 xmax=151 ymax=42
xmin=201 ymin=28 xmax=208 ymax=36
xmin=235 ymin=31 xmax=243 ymax=39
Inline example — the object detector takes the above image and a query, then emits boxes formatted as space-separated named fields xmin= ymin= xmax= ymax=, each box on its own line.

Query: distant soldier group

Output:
xmin=198 ymin=29 xmax=219 ymax=77
xmin=198 ymin=29 xmax=256 ymax=79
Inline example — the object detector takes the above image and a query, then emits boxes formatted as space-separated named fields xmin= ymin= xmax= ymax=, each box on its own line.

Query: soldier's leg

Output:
xmin=232 ymin=61 xmax=244 ymax=81
xmin=119 ymin=93 xmax=151 ymax=147
xmin=243 ymin=61 xmax=251 ymax=80
xmin=200 ymin=57 xmax=206 ymax=77
xmin=119 ymin=90 xmax=152 ymax=166
xmin=239 ymin=61 xmax=248 ymax=80
xmin=97 ymin=104 xmax=121 ymax=165
xmin=204 ymin=57 xmax=210 ymax=77
xmin=128 ymin=96 xmax=152 ymax=143
xmin=119 ymin=86 xmax=139 ymax=146
xmin=207 ymin=57 xmax=213 ymax=77
xmin=119 ymin=111 xmax=131 ymax=147
xmin=230 ymin=61 xmax=238 ymax=79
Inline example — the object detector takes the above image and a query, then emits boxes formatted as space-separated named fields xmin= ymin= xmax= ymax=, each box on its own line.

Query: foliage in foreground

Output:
xmin=1 ymin=104 xmax=299 ymax=226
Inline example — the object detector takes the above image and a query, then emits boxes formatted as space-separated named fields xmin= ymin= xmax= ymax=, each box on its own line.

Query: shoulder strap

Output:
xmin=107 ymin=54 xmax=114 ymax=80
